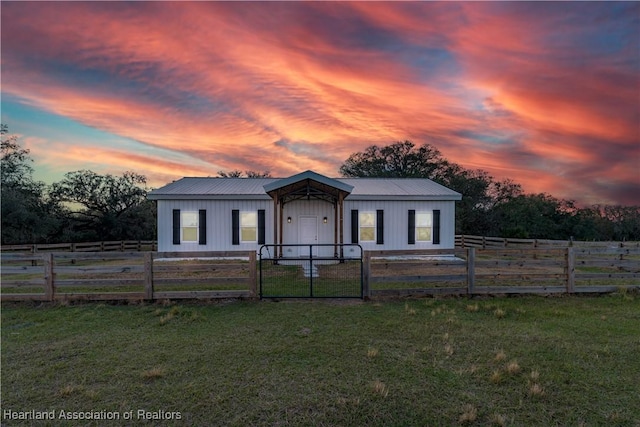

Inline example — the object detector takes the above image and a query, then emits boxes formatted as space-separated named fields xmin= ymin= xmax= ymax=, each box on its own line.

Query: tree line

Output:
xmin=340 ymin=141 xmax=640 ymax=241
xmin=2 ymin=126 xmax=638 ymax=244
xmin=1 ymin=125 xmax=155 ymax=244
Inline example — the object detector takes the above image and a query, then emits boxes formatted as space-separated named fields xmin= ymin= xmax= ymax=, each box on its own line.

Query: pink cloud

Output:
xmin=1 ymin=2 xmax=638 ymax=206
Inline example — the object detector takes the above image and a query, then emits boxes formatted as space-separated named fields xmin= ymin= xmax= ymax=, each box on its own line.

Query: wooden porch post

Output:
xmin=272 ymin=195 xmax=278 ymax=257
xmin=339 ymin=193 xmax=345 ymax=258
xmin=334 ymin=197 xmax=339 ymax=257
xmin=279 ymin=198 xmax=284 ymax=257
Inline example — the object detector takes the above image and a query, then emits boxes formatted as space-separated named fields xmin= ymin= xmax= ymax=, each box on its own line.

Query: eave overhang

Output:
xmin=263 ymin=170 xmax=353 ymax=204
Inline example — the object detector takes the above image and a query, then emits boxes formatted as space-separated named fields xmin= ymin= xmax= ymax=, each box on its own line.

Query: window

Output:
xmin=173 ymin=209 xmax=207 ymax=245
xmin=181 ymin=212 xmax=199 ymax=242
xmin=352 ymin=209 xmax=383 ymax=244
xmin=409 ymin=209 xmax=439 ymax=245
xmin=416 ymin=212 xmax=432 ymax=242
xmin=240 ymin=211 xmax=257 ymax=242
xmin=359 ymin=212 xmax=376 ymax=242
xmin=173 ymin=209 xmax=206 ymax=245
xmin=232 ymin=209 xmax=265 ymax=245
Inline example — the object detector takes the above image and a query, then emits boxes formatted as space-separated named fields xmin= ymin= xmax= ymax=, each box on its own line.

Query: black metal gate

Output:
xmin=259 ymin=244 xmax=363 ymax=298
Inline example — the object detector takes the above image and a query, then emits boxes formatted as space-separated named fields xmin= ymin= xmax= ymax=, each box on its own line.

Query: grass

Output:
xmin=2 ymin=294 xmax=640 ymax=426
xmin=260 ymin=261 xmax=362 ymax=297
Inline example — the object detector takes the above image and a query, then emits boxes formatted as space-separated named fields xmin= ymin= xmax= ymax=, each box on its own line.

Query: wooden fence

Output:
xmin=363 ymin=246 xmax=639 ymax=298
xmin=3 ymin=236 xmax=636 ymax=253
xmin=1 ymin=240 xmax=157 ymax=253
xmin=455 ymin=234 xmax=639 ymax=249
xmin=1 ymin=246 xmax=638 ymax=302
xmin=1 ymin=251 xmax=256 ymax=302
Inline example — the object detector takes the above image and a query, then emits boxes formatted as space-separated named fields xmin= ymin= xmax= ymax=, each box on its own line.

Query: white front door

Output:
xmin=299 ymin=216 xmax=318 ymax=256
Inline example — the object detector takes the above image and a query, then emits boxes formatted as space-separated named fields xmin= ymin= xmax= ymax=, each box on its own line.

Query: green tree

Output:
xmin=218 ymin=170 xmax=272 ymax=178
xmin=50 ymin=170 xmax=154 ymax=241
xmin=1 ymin=124 xmax=33 ymax=186
xmin=569 ymin=206 xmax=609 ymax=241
xmin=1 ymin=125 xmax=62 ymax=244
xmin=338 ymin=140 xmax=614 ymax=239
xmin=339 ymin=141 xmax=511 ymax=234
xmin=457 ymin=173 xmax=490 ymax=233
xmin=340 ymin=141 xmax=453 ymax=180
xmin=489 ymin=193 xmax=575 ymax=239
xmin=600 ymin=205 xmax=640 ymax=241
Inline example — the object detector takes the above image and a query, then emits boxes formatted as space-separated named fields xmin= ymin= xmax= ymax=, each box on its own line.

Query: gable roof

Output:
xmin=263 ymin=170 xmax=354 ymax=194
xmin=148 ymin=173 xmax=462 ymax=201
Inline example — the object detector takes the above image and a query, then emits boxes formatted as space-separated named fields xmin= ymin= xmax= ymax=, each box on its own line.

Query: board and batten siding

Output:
xmin=343 ymin=200 xmax=456 ymax=250
xmin=156 ymin=199 xmax=457 ymax=253
xmin=281 ymin=200 xmax=335 ymax=244
xmin=280 ymin=200 xmax=338 ymax=258
xmin=156 ymin=199 xmax=273 ymax=252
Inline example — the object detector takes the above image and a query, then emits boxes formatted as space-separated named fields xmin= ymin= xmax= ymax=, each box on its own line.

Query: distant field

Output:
xmin=2 ymin=294 xmax=639 ymax=426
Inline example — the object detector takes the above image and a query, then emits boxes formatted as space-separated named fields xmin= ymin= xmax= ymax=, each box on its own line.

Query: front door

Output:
xmin=299 ymin=216 xmax=318 ymax=256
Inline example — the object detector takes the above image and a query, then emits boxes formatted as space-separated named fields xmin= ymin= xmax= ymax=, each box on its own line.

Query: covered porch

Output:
xmin=263 ymin=171 xmax=353 ymax=258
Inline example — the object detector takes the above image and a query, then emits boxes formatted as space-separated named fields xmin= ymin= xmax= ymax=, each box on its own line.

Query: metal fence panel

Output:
xmin=259 ymin=244 xmax=363 ymax=298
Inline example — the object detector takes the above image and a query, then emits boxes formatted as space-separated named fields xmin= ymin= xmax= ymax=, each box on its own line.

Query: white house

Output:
xmin=147 ymin=170 xmax=462 ymax=257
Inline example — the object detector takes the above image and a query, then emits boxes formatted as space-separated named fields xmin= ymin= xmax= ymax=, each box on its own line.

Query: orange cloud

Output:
xmin=1 ymin=2 xmax=638 ymax=205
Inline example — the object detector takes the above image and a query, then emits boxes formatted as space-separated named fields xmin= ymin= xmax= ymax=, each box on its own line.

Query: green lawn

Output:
xmin=2 ymin=294 xmax=639 ymax=426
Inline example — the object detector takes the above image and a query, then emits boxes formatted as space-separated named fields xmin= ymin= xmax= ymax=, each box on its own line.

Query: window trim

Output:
xmin=415 ymin=211 xmax=433 ymax=242
xmin=359 ymin=211 xmax=376 ymax=242
xmin=180 ymin=211 xmax=199 ymax=243
xmin=240 ymin=211 xmax=258 ymax=243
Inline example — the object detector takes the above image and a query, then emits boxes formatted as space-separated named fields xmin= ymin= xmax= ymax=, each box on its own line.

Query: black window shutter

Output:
xmin=433 ymin=209 xmax=441 ymax=245
xmin=172 ymin=209 xmax=180 ymax=245
xmin=258 ymin=209 xmax=266 ymax=245
xmin=408 ymin=210 xmax=415 ymax=245
xmin=232 ymin=210 xmax=240 ymax=245
xmin=198 ymin=209 xmax=207 ymax=245
xmin=376 ymin=210 xmax=384 ymax=245
xmin=351 ymin=210 xmax=359 ymax=244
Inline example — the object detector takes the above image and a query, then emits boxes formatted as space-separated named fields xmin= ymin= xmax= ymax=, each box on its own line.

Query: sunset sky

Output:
xmin=1 ymin=1 xmax=638 ymax=206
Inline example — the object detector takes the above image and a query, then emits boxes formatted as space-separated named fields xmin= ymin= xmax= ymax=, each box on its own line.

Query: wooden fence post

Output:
xmin=248 ymin=251 xmax=257 ymax=298
xmin=43 ymin=253 xmax=54 ymax=301
xmin=363 ymin=252 xmax=371 ymax=299
xmin=566 ymin=247 xmax=575 ymax=293
xmin=466 ymin=247 xmax=475 ymax=296
xmin=143 ymin=252 xmax=154 ymax=300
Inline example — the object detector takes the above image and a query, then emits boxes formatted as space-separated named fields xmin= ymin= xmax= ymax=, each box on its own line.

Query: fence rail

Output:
xmin=455 ymin=234 xmax=639 ymax=249
xmin=1 ymin=240 xmax=158 ymax=253
xmin=363 ymin=246 xmax=639 ymax=298
xmin=1 ymin=251 xmax=256 ymax=302
xmin=2 ymin=245 xmax=638 ymax=302
xmin=3 ymin=236 xmax=637 ymax=253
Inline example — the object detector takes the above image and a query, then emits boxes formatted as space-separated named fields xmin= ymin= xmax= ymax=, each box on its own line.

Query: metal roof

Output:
xmin=263 ymin=170 xmax=354 ymax=194
xmin=340 ymin=178 xmax=461 ymax=200
xmin=148 ymin=174 xmax=462 ymax=201
xmin=148 ymin=177 xmax=276 ymax=200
